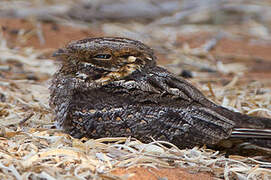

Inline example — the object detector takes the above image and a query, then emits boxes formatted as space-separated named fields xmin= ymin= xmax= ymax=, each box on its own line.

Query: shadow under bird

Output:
xmin=50 ymin=37 xmax=271 ymax=150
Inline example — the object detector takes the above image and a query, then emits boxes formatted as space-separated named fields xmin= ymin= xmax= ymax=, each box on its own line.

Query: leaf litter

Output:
xmin=0 ymin=28 xmax=271 ymax=180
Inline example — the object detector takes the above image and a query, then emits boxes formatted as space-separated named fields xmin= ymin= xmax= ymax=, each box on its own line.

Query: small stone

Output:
xmin=180 ymin=69 xmax=193 ymax=78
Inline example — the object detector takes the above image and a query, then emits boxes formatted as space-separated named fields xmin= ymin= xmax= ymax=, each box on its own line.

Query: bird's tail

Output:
xmin=229 ymin=128 xmax=271 ymax=151
xmin=214 ymin=106 xmax=271 ymax=149
xmin=230 ymin=115 xmax=271 ymax=149
xmin=231 ymin=128 xmax=271 ymax=139
xmin=213 ymin=105 xmax=271 ymax=129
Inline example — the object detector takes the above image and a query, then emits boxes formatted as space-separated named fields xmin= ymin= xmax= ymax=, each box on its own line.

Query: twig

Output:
xmin=19 ymin=112 xmax=34 ymax=126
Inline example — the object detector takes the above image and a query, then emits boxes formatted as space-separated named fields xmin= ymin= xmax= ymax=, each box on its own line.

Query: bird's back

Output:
xmin=62 ymin=66 xmax=234 ymax=148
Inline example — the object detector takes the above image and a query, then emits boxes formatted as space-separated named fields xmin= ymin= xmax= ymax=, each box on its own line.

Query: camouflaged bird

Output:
xmin=50 ymin=37 xmax=271 ymax=149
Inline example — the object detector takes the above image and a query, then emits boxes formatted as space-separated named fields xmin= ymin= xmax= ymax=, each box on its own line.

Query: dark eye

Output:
xmin=93 ymin=54 xmax=111 ymax=59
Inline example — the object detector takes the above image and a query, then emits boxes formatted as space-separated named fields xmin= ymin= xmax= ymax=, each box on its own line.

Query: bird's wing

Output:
xmin=106 ymin=66 xmax=235 ymax=146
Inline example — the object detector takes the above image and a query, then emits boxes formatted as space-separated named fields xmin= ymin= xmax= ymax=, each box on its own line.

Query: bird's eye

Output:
xmin=93 ymin=54 xmax=111 ymax=59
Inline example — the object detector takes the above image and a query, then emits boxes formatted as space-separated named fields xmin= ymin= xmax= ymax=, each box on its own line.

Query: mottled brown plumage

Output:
xmin=50 ymin=37 xmax=271 ymax=149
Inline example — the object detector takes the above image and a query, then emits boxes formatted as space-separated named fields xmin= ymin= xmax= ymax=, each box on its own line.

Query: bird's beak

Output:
xmin=52 ymin=48 xmax=67 ymax=57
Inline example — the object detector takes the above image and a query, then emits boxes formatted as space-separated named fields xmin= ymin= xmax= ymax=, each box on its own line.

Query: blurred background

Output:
xmin=0 ymin=1 xmax=271 ymax=179
xmin=1 ymin=0 xmax=271 ymax=75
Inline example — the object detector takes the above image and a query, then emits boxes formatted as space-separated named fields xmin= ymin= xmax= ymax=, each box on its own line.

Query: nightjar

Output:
xmin=50 ymin=37 xmax=271 ymax=149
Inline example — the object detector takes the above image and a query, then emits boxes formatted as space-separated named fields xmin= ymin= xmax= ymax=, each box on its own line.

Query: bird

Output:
xmin=50 ymin=37 xmax=271 ymax=150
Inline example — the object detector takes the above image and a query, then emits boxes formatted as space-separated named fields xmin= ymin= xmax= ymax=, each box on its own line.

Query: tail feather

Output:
xmin=231 ymin=128 xmax=271 ymax=139
xmin=212 ymin=106 xmax=271 ymax=149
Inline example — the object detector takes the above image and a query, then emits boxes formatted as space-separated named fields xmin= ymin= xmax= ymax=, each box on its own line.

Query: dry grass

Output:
xmin=0 ymin=0 xmax=271 ymax=179
xmin=0 ymin=30 xmax=271 ymax=180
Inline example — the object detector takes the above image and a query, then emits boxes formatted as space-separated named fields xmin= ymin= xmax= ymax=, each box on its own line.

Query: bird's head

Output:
xmin=53 ymin=37 xmax=156 ymax=84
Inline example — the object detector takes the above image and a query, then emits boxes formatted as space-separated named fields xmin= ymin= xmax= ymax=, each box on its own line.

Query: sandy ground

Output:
xmin=1 ymin=17 xmax=271 ymax=179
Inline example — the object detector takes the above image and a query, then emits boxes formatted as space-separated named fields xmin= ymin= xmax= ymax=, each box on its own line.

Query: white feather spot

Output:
xmin=128 ymin=56 xmax=137 ymax=62
xmin=76 ymin=72 xmax=88 ymax=80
